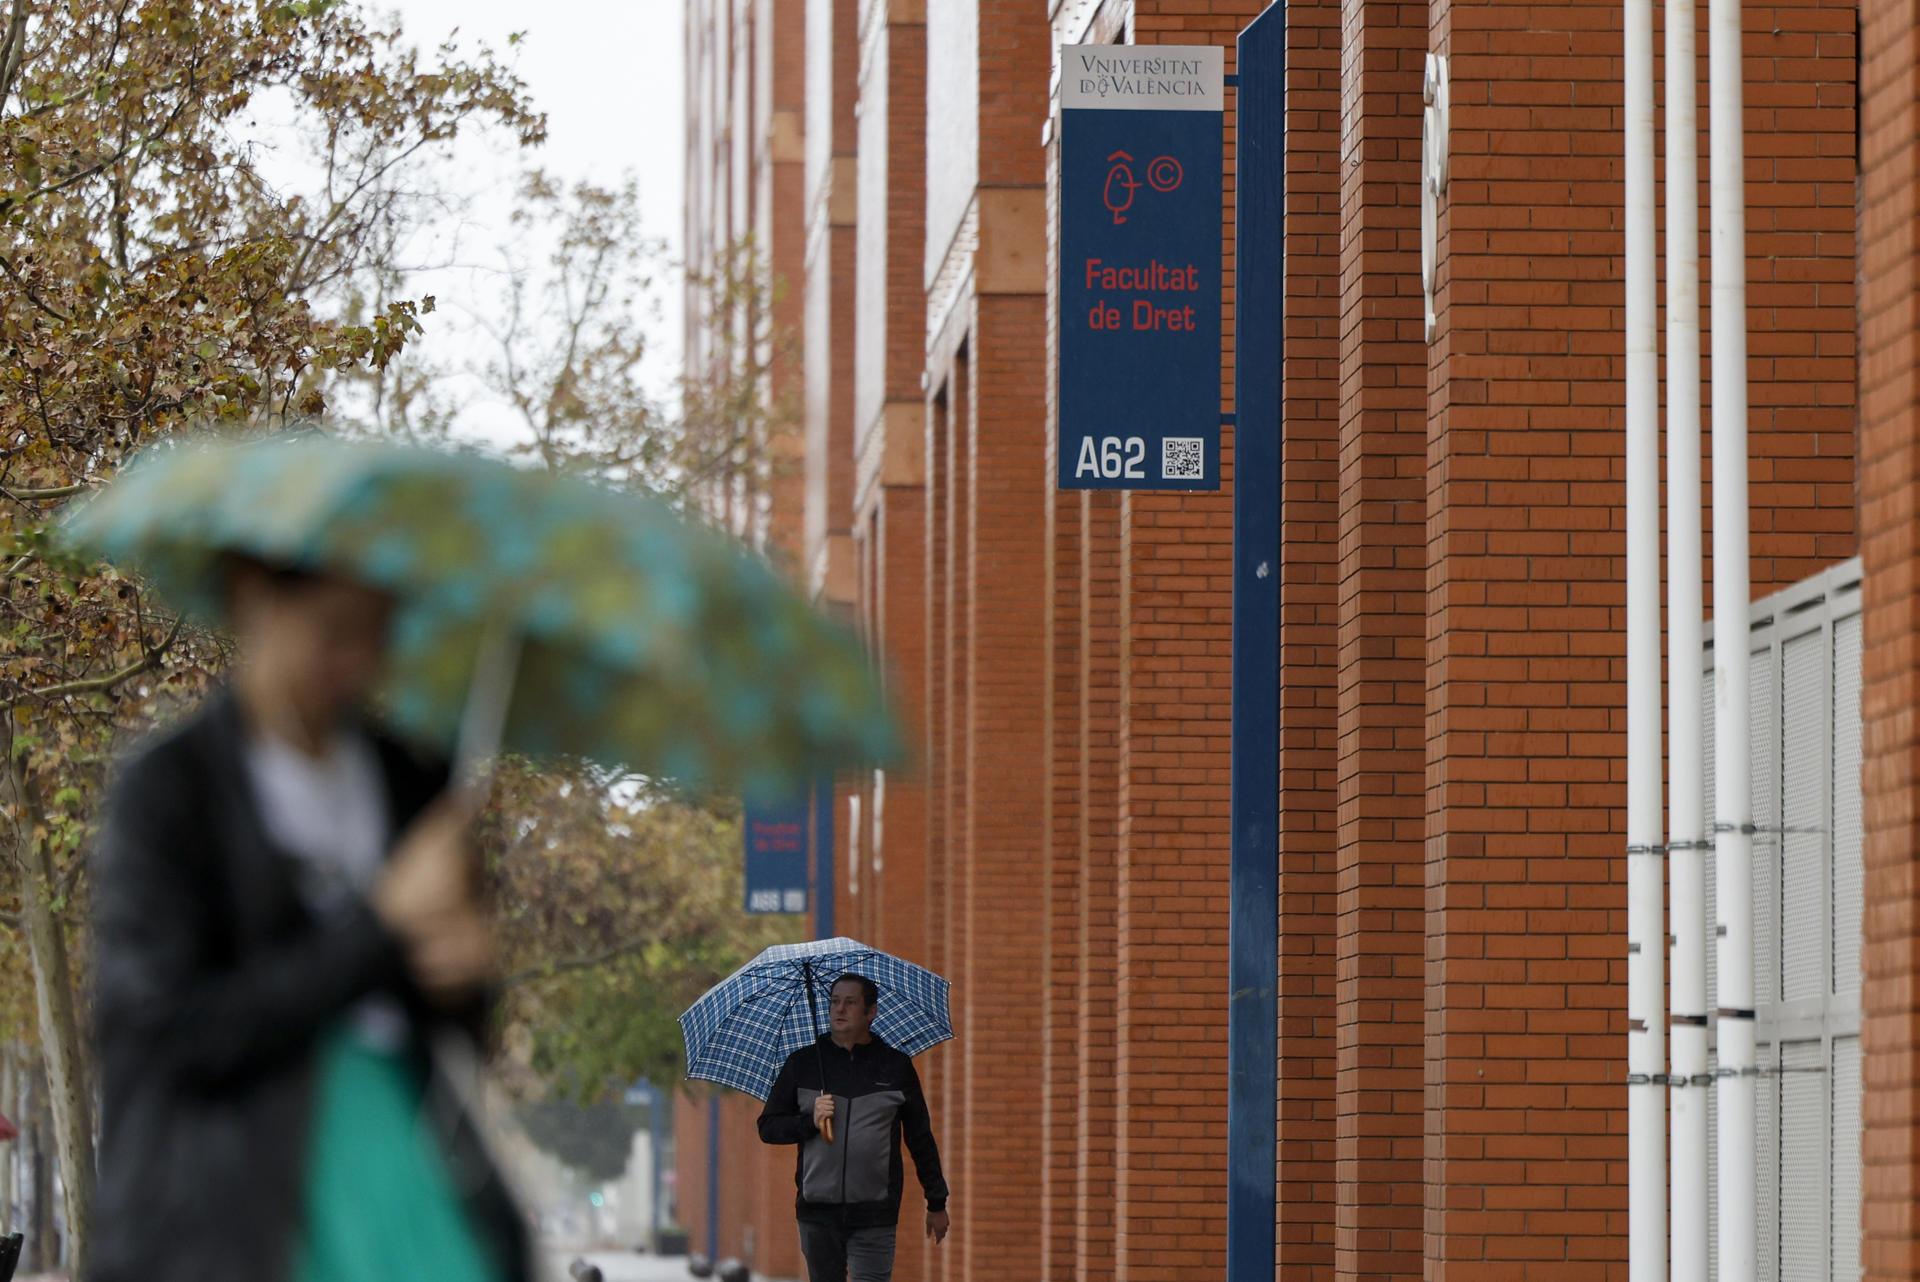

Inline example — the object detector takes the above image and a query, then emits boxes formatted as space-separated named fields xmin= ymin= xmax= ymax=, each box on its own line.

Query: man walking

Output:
xmin=758 ymin=973 xmax=951 ymax=1282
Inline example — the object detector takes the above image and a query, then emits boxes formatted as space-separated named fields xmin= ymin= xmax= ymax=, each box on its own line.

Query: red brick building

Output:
xmin=668 ymin=0 xmax=1920 ymax=1277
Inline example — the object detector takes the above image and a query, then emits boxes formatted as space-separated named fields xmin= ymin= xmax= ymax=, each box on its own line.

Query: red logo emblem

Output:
xmin=1102 ymin=151 xmax=1183 ymax=224
xmin=1104 ymin=151 xmax=1141 ymax=224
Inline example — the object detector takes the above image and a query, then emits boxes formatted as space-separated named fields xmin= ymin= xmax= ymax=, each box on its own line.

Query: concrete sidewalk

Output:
xmin=546 ymin=1250 xmax=698 ymax=1282
xmin=18 ymin=1251 xmax=795 ymax=1282
xmin=549 ymin=1252 xmax=799 ymax=1282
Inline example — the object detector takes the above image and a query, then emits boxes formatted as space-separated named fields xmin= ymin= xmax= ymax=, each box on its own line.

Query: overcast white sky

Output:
xmin=384 ymin=0 xmax=684 ymax=239
xmin=376 ymin=0 xmax=688 ymax=431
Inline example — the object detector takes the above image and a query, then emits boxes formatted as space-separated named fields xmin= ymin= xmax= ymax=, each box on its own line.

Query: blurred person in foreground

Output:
xmin=757 ymin=973 xmax=950 ymax=1282
xmin=89 ymin=558 xmax=528 ymax=1282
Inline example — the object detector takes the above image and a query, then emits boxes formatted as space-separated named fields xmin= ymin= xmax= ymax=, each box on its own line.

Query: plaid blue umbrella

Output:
xmin=679 ymin=937 xmax=953 ymax=1103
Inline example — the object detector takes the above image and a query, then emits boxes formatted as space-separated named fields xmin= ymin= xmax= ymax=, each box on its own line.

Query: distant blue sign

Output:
xmin=744 ymin=796 xmax=810 ymax=915
xmin=1058 ymin=44 xmax=1224 ymax=491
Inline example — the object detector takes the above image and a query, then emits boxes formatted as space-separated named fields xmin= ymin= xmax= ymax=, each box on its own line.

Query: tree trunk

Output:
xmin=10 ymin=761 xmax=92 ymax=1277
xmin=25 ymin=1056 xmax=53 ymax=1273
xmin=1 ymin=1042 xmax=17 ymax=1234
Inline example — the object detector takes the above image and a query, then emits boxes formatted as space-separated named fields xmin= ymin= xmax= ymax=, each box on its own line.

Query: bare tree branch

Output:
xmin=0 ymin=0 xmax=29 ymax=106
xmin=0 ymin=92 xmax=195 ymax=219
xmin=1 ymin=483 xmax=83 ymax=503
xmin=6 ymin=615 xmax=183 ymax=709
xmin=0 ymin=252 xmax=71 ymax=323
xmin=503 ymin=939 xmax=650 ymax=990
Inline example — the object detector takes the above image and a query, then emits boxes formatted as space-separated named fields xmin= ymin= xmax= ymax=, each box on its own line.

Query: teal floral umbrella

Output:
xmin=60 ymin=434 xmax=896 ymax=796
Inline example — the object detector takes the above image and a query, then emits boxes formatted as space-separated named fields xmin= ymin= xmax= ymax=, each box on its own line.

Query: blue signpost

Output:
xmin=1228 ymin=13 xmax=1283 ymax=1280
xmin=1058 ymin=44 xmax=1224 ymax=491
xmin=744 ymin=794 xmax=811 ymax=915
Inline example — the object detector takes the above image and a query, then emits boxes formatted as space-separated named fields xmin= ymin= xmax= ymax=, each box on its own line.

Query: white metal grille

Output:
xmin=1832 ymin=614 xmax=1863 ymax=1003
xmin=1700 ymin=559 xmax=1861 ymax=1282
xmin=1780 ymin=632 xmax=1825 ymax=1004
xmin=1780 ymin=1039 xmax=1829 ymax=1280
xmin=1831 ymin=1035 xmax=1862 ymax=1282
xmin=1758 ymin=1038 xmax=1781 ymax=1282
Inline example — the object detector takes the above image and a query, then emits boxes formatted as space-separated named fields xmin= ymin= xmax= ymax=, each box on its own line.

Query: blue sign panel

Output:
xmin=1058 ymin=45 xmax=1224 ymax=491
xmin=744 ymin=796 xmax=810 ymax=915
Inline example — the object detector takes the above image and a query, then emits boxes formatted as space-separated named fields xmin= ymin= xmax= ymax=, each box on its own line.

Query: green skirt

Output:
xmin=292 ymin=1031 xmax=503 ymax=1282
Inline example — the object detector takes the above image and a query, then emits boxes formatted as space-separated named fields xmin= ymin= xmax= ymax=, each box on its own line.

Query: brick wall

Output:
xmin=672 ymin=1093 xmax=709 ymax=1254
xmin=749 ymin=1104 xmax=805 ymax=1279
xmin=1277 ymin=0 xmax=1342 ymax=1272
xmin=1042 ymin=382 xmax=1083 ymax=1282
xmin=1857 ymin=0 xmax=1920 ymax=1277
xmin=854 ymin=4 xmax=929 ymax=446
xmin=907 ymin=0 xmax=1058 ymax=1274
xmin=1422 ymin=0 xmax=1856 ymax=1275
xmin=850 ymin=0 xmax=944 ymax=1272
xmin=883 ymin=19 xmax=929 ymax=414
xmin=1095 ymin=8 xmax=1263 ymax=1280
xmin=932 ymin=349 xmax=972 ymax=1282
xmin=869 ymin=483 xmax=931 ymax=967
xmin=846 ymin=0 xmax=940 ymax=1190
xmin=850 ymin=0 xmax=931 ymax=979
xmin=875 ymin=480 xmax=939 ymax=1282
xmin=1044 ymin=10 xmax=1125 ymax=1281
xmin=1332 ymin=0 xmax=1429 ymax=1271
xmin=760 ymin=0 xmax=808 ymax=574
xmin=923 ymin=384 xmax=954 ymax=1282
xmin=672 ymin=1091 xmax=797 ymax=1269
xmin=957 ymin=291 xmax=1051 ymax=1278
xmin=768 ymin=0 xmax=805 ymax=477
xmin=1076 ymin=489 xmax=1123 ymax=1282
xmin=679 ymin=0 xmax=1873 ymax=1275
xmin=849 ymin=0 xmax=932 ymax=1118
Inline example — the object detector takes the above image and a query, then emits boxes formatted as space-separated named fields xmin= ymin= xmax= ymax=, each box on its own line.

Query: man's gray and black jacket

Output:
xmin=758 ymin=1032 xmax=949 ymax=1228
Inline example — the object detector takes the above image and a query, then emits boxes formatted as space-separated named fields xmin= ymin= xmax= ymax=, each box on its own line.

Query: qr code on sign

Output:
xmin=1162 ymin=437 xmax=1205 ymax=481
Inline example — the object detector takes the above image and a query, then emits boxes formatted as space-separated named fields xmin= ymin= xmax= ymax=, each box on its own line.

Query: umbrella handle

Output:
xmin=454 ymin=623 xmax=523 ymax=801
xmin=821 ymin=1116 xmax=834 ymax=1145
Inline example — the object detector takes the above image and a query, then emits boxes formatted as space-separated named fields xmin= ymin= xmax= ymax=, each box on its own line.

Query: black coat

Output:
xmin=757 ymin=1033 xmax=948 ymax=1229
xmin=88 ymin=690 xmax=529 ymax=1282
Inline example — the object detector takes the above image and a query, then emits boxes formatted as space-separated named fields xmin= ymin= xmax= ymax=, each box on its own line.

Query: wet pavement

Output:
xmin=545 ymin=1251 xmax=698 ymax=1282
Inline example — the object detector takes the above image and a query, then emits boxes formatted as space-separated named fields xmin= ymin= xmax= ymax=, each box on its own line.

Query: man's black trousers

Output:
xmin=797 ymin=1221 xmax=898 ymax=1282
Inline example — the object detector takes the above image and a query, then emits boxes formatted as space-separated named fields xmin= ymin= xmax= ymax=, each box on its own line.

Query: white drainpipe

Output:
xmin=1665 ymin=0 xmax=1710 ymax=1273
xmin=1710 ymin=0 xmax=1756 ymax=1267
xmin=1624 ymin=0 xmax=1666 ymax=1272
